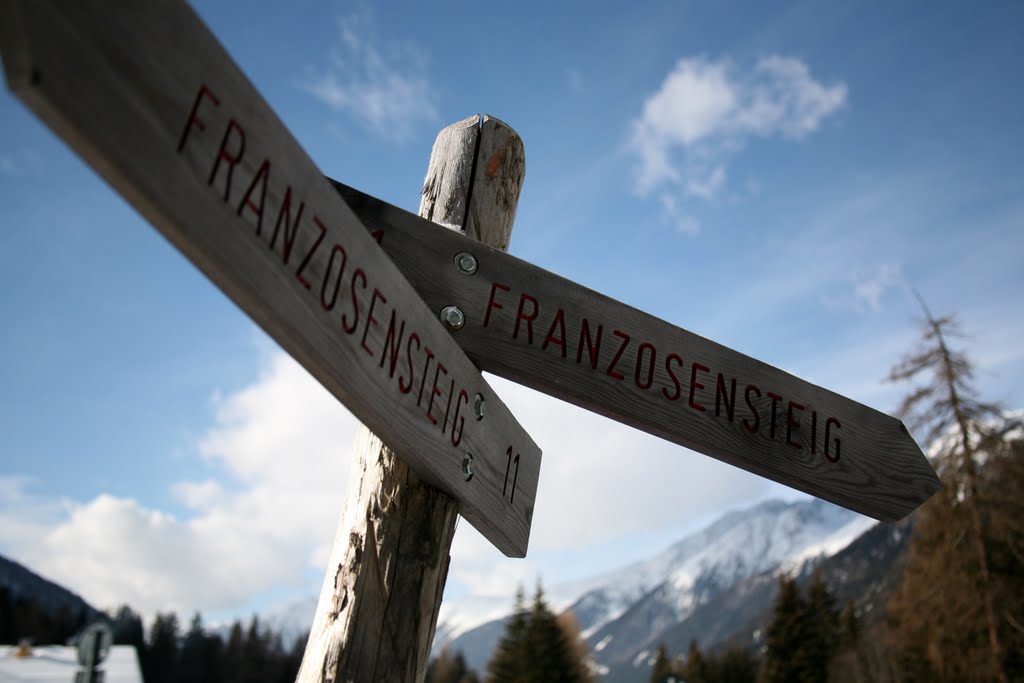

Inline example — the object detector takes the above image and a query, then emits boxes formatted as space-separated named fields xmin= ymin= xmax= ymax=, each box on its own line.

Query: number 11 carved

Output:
xmin=503 ymin=446 xmax=520 ymax=504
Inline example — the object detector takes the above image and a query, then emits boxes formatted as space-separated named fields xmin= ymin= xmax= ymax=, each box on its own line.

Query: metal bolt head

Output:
xmin=462 ymin=454 xmax=474 ymax=481
xmin=473 ymin=393 xmax=485 ymax=421
xmin=455 ymin=251 xmax=478 ymax=275
xmin=440 ymin=306 xmax=465 ymax=330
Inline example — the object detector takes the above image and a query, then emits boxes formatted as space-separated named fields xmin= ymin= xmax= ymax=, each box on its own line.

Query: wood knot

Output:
xmin=485 ymin=149 xmax=504 ymax=178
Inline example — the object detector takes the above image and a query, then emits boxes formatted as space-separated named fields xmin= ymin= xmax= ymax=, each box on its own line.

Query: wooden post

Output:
xmin=297 ymin=114 xmax=525 ymax=683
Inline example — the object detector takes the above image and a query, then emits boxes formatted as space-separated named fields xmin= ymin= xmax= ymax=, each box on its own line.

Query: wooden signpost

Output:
xmin=0 ymin=0 xmax=539 ymax=558
xmin=1 ymin=0 xmax=940 ymax=680
xmin=330 ymin=181 xmax=940 ymax=522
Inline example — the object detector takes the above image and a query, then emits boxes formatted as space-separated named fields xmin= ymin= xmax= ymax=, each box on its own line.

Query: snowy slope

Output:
xmin=260 ymin=497 xmax=872 ymax=675
xmin=438 ymin=498 xmax=867 ymax=674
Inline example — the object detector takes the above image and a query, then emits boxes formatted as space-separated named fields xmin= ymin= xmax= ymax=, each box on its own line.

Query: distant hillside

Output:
xmin=438 ymin=498 xmax=872 ymax=678
xmin=603 ymin=516 xmax=913 ymax=683
xmin=0 ymin=552 xmax=102 ymax=628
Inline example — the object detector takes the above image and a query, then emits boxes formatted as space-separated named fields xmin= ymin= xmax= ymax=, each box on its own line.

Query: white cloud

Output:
xmin=0 ymin=350 xmax=773 ymax=617
xmin=304 ymin=12 xmax=438 ymax=140
xmin=821 ymin=263 xmax=905 ymax=314
xmin=853 ymin=263 xmax=903 ymax=312
xmin=1 ymin=354 xmax=360 ymax=618
xmin=171 ymin=480 xmax=224 ymax=512
xmin=659 ymin=193 xmax=700 ymax=235
xmin=629 ymin=55 xmax=847 ymax=199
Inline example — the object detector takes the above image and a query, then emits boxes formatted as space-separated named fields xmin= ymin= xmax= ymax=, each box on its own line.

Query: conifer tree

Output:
xmin=711 ymin=647 xmax=758 ymax=683
xmin=796 ymin=571 xmax=837 ymax=681
xmin=555 ymin=610 xmax=594 ymax=683
xmin=242 ymin=615 xmax=270 ymax=683
xmin=650 ymin=643 xmax=674 ymax=683
xmin=886 ymin=301 xmax=1021 ymax=683
xmin=224 ymin=620 xmax=247 ymax=682
xmin=146 ymin=612 xmax=180 ymax=683
xmin=525 ymin=584 xmax=590 ymax=683
xmin=836 ymin=600 xmax=858 ymax=652
xmin=486 ymin=587 xmax=530 ymax=683
xmin=682 ymin=639 xmax=707 ymax=683
xmin=111 ymin=604 xmax=145 ymax=650
xmin=758 ymin=577 xmax=807 ymax=683
xmin=426 ymin=648 xmax=481 ymax=683
xmin=180 ymin=613 xmax=207 ymax=683
xmin=485 ymin=584 xmax=592 ymax=683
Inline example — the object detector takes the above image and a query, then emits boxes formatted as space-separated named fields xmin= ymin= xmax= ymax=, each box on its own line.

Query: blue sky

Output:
xmin=1 ymin=0 xmax=1022 ymax=625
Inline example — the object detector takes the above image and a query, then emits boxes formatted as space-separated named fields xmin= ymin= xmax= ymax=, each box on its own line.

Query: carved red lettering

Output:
xmin=715 ymin=373 xmax=736 ymax=421
xmin=766 ymin=392 xmax=783 ymax=438
xmin=606 ymin=330 xmax=630 ymax=380
xmin=688 ymin=363 xmax=710 ymax=412
xmin=319 ymin=244 xmax=347 ymax=311
xmin=786 ymin=401 xmax=805 ymax=449
xmin=342 ymin=268 xmax=367 ymax=334
xmin=811 ymin=410 xmax=819 ymax=454
xmin=483 ymin=282 xmax=510 ymax=327
xmin=295 ymin=216 xmax=327 ymax=289
xmin=177 ymin=84 xmax=219 ymax=153
xmin=269 ymin=186 xmax=305 ymax=265
xmin=380 ymin=310 xmax=406 ymax=379
xmin=743 ymin=384 xmax=762 ymax=433
xmin=427 ymin=362 xmax=448 ymax=425
xmin=825 ymin=417 xmax=841 ymax=462
xmin=442 ymin=379 xmax=455 ymax=432
xmin=451 ymin=389 xmax=469 ymax=446
xmin=635 ymin=342 xmax=656 ymax=390
xmin=662 ymin=353 xmax=683 ymax=401
xmin=542 ymin=309 xmax=567 ymax=358
xmin=236 ymin=159 xmax=270 ymax=233
xmin=208 ymin=119 xmax=246 ymax=202
xmin=398 ymin=332 xmax=421 ymax=394
xmin=361 ymin=288 xmax=386 ymax=357
xmin=513 ymin=293 xmax=539 ymax=343
xmin=417 ymin=347 xmax=436 ymax=408
xmin=576 ymin=319 xmax=603 ymax=369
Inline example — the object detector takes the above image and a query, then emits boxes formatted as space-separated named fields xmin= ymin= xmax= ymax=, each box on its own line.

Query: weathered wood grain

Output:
xmin=331 ymin=180 xmax=940 ymax=522
xmin=299 ymin=116 xmax=526 ymax=683
xmin=0 ymin=0 xmax=540 ymax=556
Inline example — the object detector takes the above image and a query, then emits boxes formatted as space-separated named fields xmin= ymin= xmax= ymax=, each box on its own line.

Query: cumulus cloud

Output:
xmin=304 ymin=12 xmax=438 ymax=140
xmin=629 ymin=55 xmax=847 ymax=200
xmin=0 ymin=351 xmax=773 ymax=617
xmin=1 ymin=354 xmax=359 ymax=617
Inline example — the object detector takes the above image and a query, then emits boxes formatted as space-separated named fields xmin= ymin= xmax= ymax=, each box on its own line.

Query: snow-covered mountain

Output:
xmin=258 ymin=497 xmax=877 ymax=679
xmin=437 ymin=497 xmax=873 ymax=676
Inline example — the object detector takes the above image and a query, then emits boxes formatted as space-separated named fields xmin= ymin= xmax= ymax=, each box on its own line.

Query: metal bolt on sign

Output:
xmin=462 ymin=454 xmax=474 ymax=481
xmin=440 ymin=305 xmax=466 ymax=330
xmin=455 ymin=251 xmax=478 ymax=275
xmin=473 ymin=393 xmax=485 ymax=420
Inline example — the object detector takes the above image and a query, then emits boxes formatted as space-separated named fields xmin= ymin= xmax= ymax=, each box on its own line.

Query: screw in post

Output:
xmin=440 ymin=306 xmax=465 ymax=330
xmin=462 ymin=453 xmax=474 ymax=481
xmin=473 ymin=393 xmax=485 ymax=421
xmin=454 ymin=251 xmax=478 ymax=275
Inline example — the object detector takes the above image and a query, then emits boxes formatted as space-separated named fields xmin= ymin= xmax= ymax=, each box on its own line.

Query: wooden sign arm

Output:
xmin=329 ymin=179 xmax=940 ymax=522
